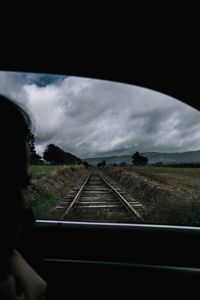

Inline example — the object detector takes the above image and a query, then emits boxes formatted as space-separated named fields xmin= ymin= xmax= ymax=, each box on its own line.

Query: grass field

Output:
xmin=28 ymin=165 xmax=200 ymax=226
xmin=29 ymin=165 xmax=61 ymax=179
xmin=27 ymin=165 xmax=89 ymax=219
xmin=103 ymin=166 xmax=200 ymax=226
xmin=128 ymin=166 xmax=200 ymax=193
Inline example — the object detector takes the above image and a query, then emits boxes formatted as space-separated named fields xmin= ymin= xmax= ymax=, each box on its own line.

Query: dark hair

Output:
xmin=0 ymin=95 xmax=31 ymax=186
xmin=0 ymin=95 xmax=31 ymax=278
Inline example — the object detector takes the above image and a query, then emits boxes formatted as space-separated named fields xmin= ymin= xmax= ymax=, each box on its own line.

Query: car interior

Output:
xmin=1 ymin=47 xmax=200 ymax=299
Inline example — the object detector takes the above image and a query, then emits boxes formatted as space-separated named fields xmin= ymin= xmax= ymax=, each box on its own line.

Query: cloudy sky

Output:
xmin=0 ymin=71 xmax=200 ymax=159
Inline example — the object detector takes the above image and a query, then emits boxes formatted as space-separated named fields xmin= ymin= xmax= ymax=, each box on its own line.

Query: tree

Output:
xmin=43 ymin=144 xmax=66 ymax=164
xmin=132 ymin=151 xmax=148 ymax=166
xmin=97 ymin=160 xmax=106 ymax=167
xmin=26 ymin=129 xmax=42 ymax=164
xmin=43 ymin=144 xmax=82 ymax=165
xmin=65 ymin=152 xmax=82 ymax=165
xmin=82 ymin=160 xmax=89 ymax=168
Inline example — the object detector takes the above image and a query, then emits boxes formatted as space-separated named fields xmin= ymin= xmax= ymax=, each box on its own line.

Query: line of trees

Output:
xmin=43 ymin=144 xmax=83 ymax=165
xmin=26 ymin=130 xmax=89 ymax=167
xmin=97 ymin=152 xmax=149 ymax=167
xmin=27 ymin=130 xmax=148 ymax=168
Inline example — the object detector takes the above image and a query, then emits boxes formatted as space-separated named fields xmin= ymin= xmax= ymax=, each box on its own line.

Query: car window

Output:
xmin=1 ymin=71 xmax=200 ymax=226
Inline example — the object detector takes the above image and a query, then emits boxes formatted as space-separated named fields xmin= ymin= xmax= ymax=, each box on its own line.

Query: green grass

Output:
xmin=28 ymin=164 xmax=88 ymax=220
xmin=145 ymin=194 xmax=200 ymax=226
xmin=31 ymin=193 xmax=61 ymax=219
xmin=29 ymin=165 xmax=61 ymax=179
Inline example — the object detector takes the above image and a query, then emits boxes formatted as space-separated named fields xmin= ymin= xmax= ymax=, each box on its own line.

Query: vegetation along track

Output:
xmin=52 ymin=169 xmax=146 ymax=223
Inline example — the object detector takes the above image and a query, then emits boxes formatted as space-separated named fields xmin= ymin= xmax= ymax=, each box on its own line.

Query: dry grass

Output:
xmin=130 ymin=166 xmax=200 ymax=194
xmin=27 ymin=165 xmax=89 ymax=219
xmin=28 ymin=165 xmax=200 ymax=225
xmin=102 ymin=166 xmax=200 ymax=226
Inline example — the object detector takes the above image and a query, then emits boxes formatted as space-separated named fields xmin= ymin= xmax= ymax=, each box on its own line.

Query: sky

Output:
xmin=0 ymin=71 xmax=200 ymax=159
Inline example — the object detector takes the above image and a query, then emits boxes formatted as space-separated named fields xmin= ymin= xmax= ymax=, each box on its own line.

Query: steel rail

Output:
xmin=98 ymin=171 xmax=144 ymax=222
xmin=61 ymin=171 xmax=92 ymax=218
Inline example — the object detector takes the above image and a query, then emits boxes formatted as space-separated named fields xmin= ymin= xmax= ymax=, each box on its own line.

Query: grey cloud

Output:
xmin=0 ymin=71 xmax=200 ymax=158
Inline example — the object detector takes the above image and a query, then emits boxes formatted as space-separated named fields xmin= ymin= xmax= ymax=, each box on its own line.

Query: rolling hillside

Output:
xmin=84 ymin=150 xmax=200 ymax=166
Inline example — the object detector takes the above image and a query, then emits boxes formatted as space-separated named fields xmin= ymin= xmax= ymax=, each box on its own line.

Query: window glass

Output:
xmin=1 ymin=71 xmax=200 ymax=226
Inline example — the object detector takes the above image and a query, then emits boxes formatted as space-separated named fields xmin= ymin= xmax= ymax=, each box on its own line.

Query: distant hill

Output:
xmin=84 ymin=150 xmax=200 ymax=166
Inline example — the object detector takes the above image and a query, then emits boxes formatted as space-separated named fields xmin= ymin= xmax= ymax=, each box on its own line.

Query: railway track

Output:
xmin=53 ymin=169 xmax=145 ymax=223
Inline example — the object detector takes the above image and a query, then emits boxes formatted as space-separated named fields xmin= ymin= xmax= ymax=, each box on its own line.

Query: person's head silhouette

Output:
xmin=0 ymin=94 xmax=31 ymax=267
xmin=0 ymin=95 xmax=46 ymax=299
